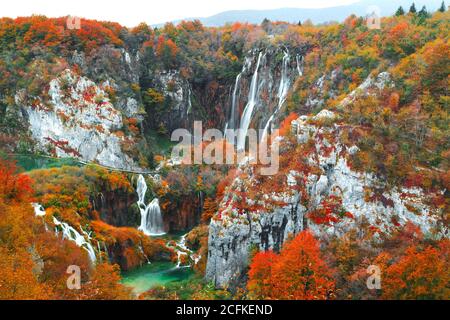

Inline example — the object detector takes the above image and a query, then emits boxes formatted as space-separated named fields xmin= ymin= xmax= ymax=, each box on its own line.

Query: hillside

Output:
xmin=0 ymin=5 xmax=448 ymax=300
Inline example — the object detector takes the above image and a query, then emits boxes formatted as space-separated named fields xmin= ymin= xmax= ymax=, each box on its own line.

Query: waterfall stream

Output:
xmin=167 ymin=233 xmax=201 ymax=269
xmin=237 ymin=52 xmax=264 ymax=151
xmin=226 ymin=48 xmax=302 ymax=149
xmin=261 ymin=50 xmax=292 ymax=140
xmin=32 ymin=203 xmax=97 ymax=263
xmin=136 ymin=174 xmax=165 ymax=236
xmin=53 ymin=216 xmax=97 ymax=263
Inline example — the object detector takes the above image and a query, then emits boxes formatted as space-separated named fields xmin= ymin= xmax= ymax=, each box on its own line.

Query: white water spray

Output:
xmin=262 ymin=50 xmax=292 ymax=140
xmin=136 ymin=174 xmax=165 ymax=236
xmin=53 ymin=216 xmax=97 ymax=263
xmin=237 ymin=52 xmax=264 ymax=151
xmin=167 ymin=234 xmax=201 ymax=269
xmin=32 ymin=203 xmax=46 ymax=217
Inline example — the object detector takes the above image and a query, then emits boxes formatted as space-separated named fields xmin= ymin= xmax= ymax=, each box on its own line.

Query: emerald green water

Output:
xmin=121 ymin=262 xmax=194 ymax=294
xmin=13 ymin=154 xmax=82 ymax=172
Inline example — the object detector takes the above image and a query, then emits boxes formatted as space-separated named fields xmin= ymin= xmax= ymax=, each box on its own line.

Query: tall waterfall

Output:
xmin=53 ymin=216 xmax=97 ymax=263
xmin=136 ymin=174 xmax=165 ymax=236
xmin=261 ymin=50 xmax=292 ymax=140
xmin=226 ymin=48 xmax=302 ymax=149
xmin=237 ymin=52 xmax=264 ymax=151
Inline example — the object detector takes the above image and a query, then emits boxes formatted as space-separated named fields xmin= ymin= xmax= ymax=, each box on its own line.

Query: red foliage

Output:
xmin=308 ymin=195 xmax=349 ymax=225
xmin=0 ymin=160 xmax=33 ymax=202
xmin=248 ymin=231 xmax=335 ymax=300
xmin=278 ymin=112 xmax=299 ymax=137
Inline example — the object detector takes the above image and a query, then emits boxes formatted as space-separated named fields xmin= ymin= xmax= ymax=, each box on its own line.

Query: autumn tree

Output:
xmin=381 ymin=241 xmax=450 ymax=300
xmin=395 ymin=6 xmax=405 ymax=16
xmin=248 ymin=231 xmax=335 ymax=300
xmin=78 ymin=263 xmax=132 ymax=300
xmin=247 ymin=250 xmax=278 ymax=299
xmin=0 ymin=160 xmax=33 ymax=202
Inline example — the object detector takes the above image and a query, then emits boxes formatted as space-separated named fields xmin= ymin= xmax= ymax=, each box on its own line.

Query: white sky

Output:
xmin=0 ymin=0 xmax=359 ymax=27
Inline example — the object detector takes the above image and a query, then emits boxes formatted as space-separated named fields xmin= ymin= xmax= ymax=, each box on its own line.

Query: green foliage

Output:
xmin=395 ymin=6 xmax=405 ymax=16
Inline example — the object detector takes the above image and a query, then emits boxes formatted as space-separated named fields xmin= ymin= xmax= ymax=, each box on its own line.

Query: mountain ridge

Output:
xmin=154 ymin=0 xmax=444 ymax=27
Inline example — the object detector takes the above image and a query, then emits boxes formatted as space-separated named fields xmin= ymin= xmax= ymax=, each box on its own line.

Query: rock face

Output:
xmin=206 ymin=108 xmax=446 ymax=288
xmin=206 ymin=196 xmax=305 ymax=287
xmin=20 ymin=69 xmax=138 ymax=170
xmin=91 ymin=189 xmax=139 ymax=227
xmin=150 ymin=70 xmax=194 ymax=132
xmin=163 ymin=194 xmax=203 ymax=233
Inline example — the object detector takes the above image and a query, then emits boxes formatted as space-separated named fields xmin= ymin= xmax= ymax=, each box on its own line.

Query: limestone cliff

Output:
xmin=206 ymin=108 xmax=446 ymax=288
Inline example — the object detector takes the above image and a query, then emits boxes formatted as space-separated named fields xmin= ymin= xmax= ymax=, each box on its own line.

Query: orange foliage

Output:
xmin=0 ymin=160 xmax=33 ymax=202
xmin=381 ymin=240 xmax=450 ymax=300
xmin=278 ymin=112 xmax=299 ymax=137
xmin=247 ymin=250 xmax=278 ymax=299
xmin=248 ymin=231 xmax=335 ymax=300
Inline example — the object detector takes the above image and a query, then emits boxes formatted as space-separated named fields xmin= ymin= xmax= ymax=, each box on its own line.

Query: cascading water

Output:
xmin=261 ymin=50 xmax=292 ymax=140
xmin=225 ymin=56 xmax=252 ymax=143
xmin=237 ymin=52 xmax=264 ymax=151
xmin=32 ymin=203 xmax=96 ymax=263
xmin=226 ymin=48 xmax=302 ymax=148
xmin=136 ymin=174 xmax=165 ymax=236
xmin=225 ymin=73 xmax=242 ymax=135
xmin=296 ymin=54 xmax=304 ymax=76
xmin=167 ymin=234 xmax=201 ymax=269
xmin=32 ymin=203 xmax=46 ymax=217
xmin=53 ymin=216 xmax=97 ymax=263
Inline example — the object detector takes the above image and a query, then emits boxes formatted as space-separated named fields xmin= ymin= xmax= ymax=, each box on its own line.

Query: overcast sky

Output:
xmin=1 ymin=0 xmax=359 ymax=26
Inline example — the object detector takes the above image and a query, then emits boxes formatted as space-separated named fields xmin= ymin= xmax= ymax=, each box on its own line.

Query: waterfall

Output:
xmin=32 ymin=203 xmax=96 ymax=263
xmin=136 ymin=174 xmax=165 ymax=236
xmin=229 ymin=73 xmax=242 ymax=131
xmin=32 ymin=203 xmax=46 ymax=217
xmin=53 ymin=216 xmax=97 ymax=263
xmin=261 ymin=50 xmax=291 ymax=140
xmin=296 ymin=54 xmax=304 ymax=76
xmin=168 ymin=234 xmax=201 ymax=269
xmin=227 ymin=48 xmax=303 ymax=147
xmin=237 ymin=52 xmax=264 ymax=151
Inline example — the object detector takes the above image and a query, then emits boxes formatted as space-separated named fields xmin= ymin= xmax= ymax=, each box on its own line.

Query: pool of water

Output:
xmin=13 ymin=154 xmax=82 ymax=171
xmin=121 ymin=262 xmax=194 ymax=294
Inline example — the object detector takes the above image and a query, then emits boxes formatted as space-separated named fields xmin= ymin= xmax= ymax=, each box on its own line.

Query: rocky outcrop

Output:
xmin=206 ymin=108 xmax=446 ymax=288
xmin=163 ymin=195 xmax=203 ymax=233
xmin=20 ymin=69 xmax=138 ymax=170
xmin=150 ymin=70 xmax=193 ymax=132
xmin=206 ymin=197 xmax=305 ymax=287
xmin=91 ymin=189 xmax=140 ymax=227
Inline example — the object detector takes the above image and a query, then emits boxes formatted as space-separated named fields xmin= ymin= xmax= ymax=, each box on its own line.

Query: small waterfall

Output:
xmin=262 ymin=50 xmax=292 ymax=140
xmin=32 ymin=203 xmax=46 ymax=217
xmin=53 ymin=216 xmax=97 ymax=263
xmin=136 ymin=175 xmax=165 ymax=236
xmin=237 ymin=52 xmax=264 ymax=151
xmin=186 ymin=87 xmax=193 ymax=116
xmin=32 ymin=203 xmax=96 ymax=263
xmin=296 ymin=54 xmax=304 ymax=76
xmin=168 ymin=234 xmax=201 ymax=269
